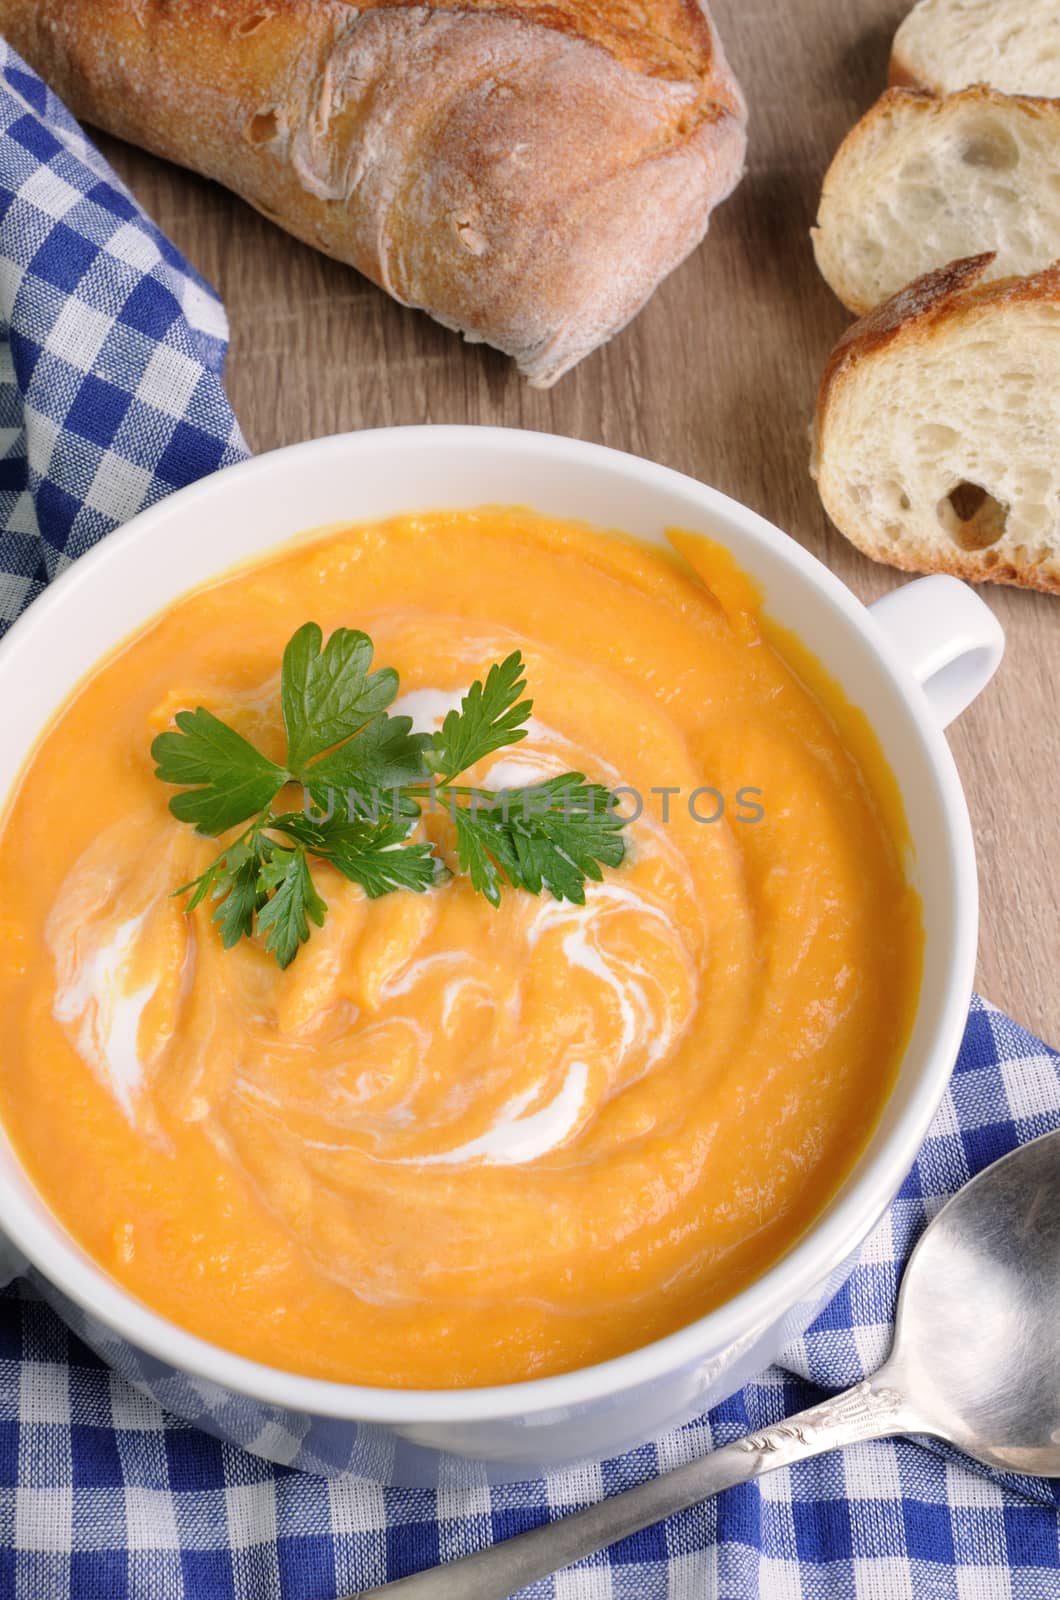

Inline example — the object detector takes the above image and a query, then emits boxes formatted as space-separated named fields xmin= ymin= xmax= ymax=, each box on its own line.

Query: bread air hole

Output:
xmin=937 ymin=482 xmax=1010 ymax=551
xmin=875 ymin=481 xmax=912 ymax=522
xmin=246 ymin=109 xmax=280 ymax=145
xmin=959 ymin=125 xmax=1020 ymax=172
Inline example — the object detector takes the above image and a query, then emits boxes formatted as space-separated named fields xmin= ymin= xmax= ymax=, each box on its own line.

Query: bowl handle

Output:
xmin=0 ymin=1230 xmax=25 ymax=1287
xmin=868 ymin=576 xmax=1005 ymax=729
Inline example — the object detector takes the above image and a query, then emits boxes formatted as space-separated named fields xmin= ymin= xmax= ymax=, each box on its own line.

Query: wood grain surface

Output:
xmin=95 ymin=0 xmax=1060 ymax=1042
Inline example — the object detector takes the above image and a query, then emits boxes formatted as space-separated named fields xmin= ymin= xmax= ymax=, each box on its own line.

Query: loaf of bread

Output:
xmin=0 ymin=0 xmax=747 ymax=386
xmin=813 ymin=86 xmax=1060 ymax=316
xmin=891 ymin=0 xmax=1060 ymax=98
xmin=812 ymin=255 xmax=1060 ymax=596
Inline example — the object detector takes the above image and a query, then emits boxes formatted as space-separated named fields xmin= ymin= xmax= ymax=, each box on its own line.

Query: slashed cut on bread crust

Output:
xmin=813 ymin=86 xmax=1060 ymax=316
xmin=812 ymin=255 xmax=1060 ymax=596
xmin=891 ymin=0 xmax=1060 ymax=98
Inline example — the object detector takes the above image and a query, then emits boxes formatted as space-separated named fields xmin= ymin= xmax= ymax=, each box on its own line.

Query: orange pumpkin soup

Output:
xmin=0 ymin=510 xmax=921 ymax=1387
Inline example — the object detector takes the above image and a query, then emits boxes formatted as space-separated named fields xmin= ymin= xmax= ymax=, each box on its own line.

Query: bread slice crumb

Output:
xmin=891 ymin=0 xmax=1060 ymax=97
xmin=812 ymin=255 xmax=1060 ymax=596
xmin=813 ymin=86 xmax=1060 ymax=316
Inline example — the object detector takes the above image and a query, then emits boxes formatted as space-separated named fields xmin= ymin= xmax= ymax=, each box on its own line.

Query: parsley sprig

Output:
xmin=152 ymin=623 xmax=627 ymax=967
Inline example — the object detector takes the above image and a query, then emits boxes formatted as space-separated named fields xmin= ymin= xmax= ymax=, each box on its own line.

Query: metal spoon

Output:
xmin=357 ymin=1127 xmax=1060 ymax=1599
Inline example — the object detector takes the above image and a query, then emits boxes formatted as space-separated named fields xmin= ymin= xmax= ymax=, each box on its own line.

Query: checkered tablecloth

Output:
xmin=0 ymin=39 xmax=1058 ymax=1600
xmin=0 ymin=40 xmax=246 ymax=631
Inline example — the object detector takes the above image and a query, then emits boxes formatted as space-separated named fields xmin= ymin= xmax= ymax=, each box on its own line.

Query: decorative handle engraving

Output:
xmin=741 ymin=1382 xmax=907 ymax=1459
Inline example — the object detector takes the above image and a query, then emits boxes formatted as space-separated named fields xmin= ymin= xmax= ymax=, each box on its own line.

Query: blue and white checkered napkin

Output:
xmin=0 ymin=40 xmax=246 ymax=632
xmin=1 ymin=39 xmax=1059 ymax=1600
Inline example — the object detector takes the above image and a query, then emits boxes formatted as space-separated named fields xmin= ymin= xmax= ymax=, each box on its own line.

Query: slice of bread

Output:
xmin=812 ymin=254 xmax=1060 ymax=596
xmin=891 ymin=0 xmax=1060 ymax=97
xmin=813 ymin=87 xmax=1060 ymax=316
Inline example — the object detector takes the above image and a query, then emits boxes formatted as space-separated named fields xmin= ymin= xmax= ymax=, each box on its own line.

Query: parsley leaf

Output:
xmin=451 ymin=805 xmax=514 ymax=907
xmin=429 ymin=650 xmax=531 ymax=779
xmin=272 ymin=812 xmax=439 ymax=898
xmin=156 ymin=625 xmax=631 ymax=966
xmin=255 ymin=846 xmax=327 ymax=969
xmin=451 ymin=777 xmax=626 ymax=907
xmin=305 ymin=712 xmax=430 ymax=812
xmin=151 ymin=708 xmax=287 ymax=835
xmin=173 ymin=830 xmax=269 ymax=947
xmin=211 ymin=840 xmax=266 ymax=950
xmin=318 ymin=820 xmax=439 ymax=899
xmin=281 ymin=623 xmax=400 ymax=772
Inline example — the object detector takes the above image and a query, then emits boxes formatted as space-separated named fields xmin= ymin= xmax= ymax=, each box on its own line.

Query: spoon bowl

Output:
xmin=885 ymin=1127 xmax=1060 ymax=1476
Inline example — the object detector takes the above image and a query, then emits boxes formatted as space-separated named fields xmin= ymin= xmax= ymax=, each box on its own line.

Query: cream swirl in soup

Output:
xmin=47 ymin=690 xmax=699 ymax=1174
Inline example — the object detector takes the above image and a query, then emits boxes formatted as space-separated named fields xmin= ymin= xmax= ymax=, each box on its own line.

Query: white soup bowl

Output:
xmin=0 ymin=427 xmax=1003 ymax=1483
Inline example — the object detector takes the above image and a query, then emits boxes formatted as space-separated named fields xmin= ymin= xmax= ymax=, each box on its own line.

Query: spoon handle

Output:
xmin=354 ymin=1378 xmax=917 ymax=1599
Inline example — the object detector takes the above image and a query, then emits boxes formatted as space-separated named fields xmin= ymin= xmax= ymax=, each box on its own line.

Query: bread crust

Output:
xmin=0 ymin=0 xmax=746 ymax=385
xmin=813 ymin=255 xmax=1060 ymax=596
xmin=878 ymin=80 xmax=1057 ymax=115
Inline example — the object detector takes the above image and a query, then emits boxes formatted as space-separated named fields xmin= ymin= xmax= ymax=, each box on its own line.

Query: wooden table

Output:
xmin=98 ymin=0 xmax=1060 ymax=1043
